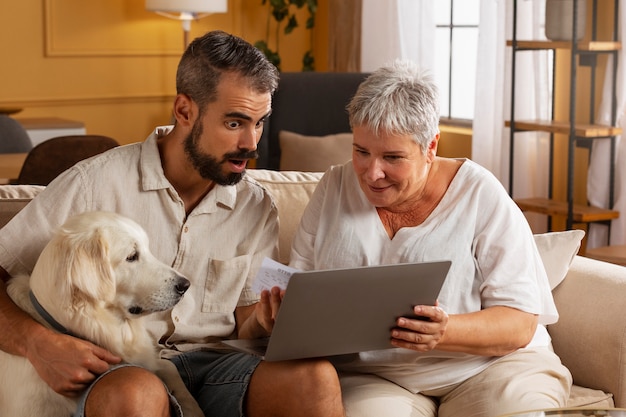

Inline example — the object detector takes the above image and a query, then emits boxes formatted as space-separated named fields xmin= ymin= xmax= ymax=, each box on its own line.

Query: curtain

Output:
xmin=472 ymin=0 xmax=551 ymax=232
xmin=471 ymin=0 xmax=508 ymax=180
xmin=328 ymin=0 xmax=362 ymax=72
xmin=587 ymin=4 xmax=626 ymax=248
xmin=360 ymin=0 xmax=434 ymax=72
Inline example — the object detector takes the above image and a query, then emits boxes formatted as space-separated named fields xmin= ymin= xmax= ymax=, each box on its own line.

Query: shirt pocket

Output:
xmin=202 ymin=255 xmax=252 ymax=313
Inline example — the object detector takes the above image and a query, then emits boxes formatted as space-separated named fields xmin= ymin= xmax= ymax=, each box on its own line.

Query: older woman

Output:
xmin=289 ymin=61 xmax=572 ymax=417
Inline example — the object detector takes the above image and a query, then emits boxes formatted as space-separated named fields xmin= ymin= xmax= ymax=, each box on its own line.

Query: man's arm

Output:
xmin=0 ymin=267 xmax=121 ymax=397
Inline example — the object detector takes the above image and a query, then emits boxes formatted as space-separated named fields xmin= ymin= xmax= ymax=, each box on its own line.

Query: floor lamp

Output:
xmin=146 ymin=0 xmax=228 ymax=48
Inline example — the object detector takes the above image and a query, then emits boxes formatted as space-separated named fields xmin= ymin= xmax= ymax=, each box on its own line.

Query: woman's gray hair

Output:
xmin=347 ymin=60 xmax=440 ymax=153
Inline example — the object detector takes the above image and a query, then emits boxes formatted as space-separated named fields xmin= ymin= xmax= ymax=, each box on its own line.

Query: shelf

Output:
xmin=508 ymin=0 xmax=620 ymax=232
xmin=505 ymin=119 xmax=622 ymax=138
xmin=15 ymin=117 xmax=86 ymax=147
xmin=506 ymin=40 xmax=621 ymax=51
xmin=584 ymin=245 xmax=626 ymax=266
xmin=515 ymin=198 xmax=619 ymax=223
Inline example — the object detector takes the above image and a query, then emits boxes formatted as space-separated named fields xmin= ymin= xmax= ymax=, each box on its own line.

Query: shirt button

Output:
xmin=184 ymin=226 xmax=189 ymax=233
xmin=174 ymin=316 xmax=180 ymax=322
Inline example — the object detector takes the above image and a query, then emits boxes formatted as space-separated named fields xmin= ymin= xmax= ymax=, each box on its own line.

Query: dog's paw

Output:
xmin=176 ymin=393 xmax=204 ymax=417
xmin=156 ymin=359 xmax=204 ymax=417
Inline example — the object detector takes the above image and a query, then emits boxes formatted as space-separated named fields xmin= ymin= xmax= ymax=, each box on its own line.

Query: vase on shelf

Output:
xmin=545 ymin=0 xmax=586 ymax=41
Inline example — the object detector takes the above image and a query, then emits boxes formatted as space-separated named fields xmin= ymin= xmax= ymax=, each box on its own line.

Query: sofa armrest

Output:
xmin=549 ymin=255 xmax=626 ymax=407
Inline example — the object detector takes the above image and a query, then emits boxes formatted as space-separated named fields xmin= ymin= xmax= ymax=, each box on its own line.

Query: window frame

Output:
xmin=435 ymin=0 xmax=479 ymax=127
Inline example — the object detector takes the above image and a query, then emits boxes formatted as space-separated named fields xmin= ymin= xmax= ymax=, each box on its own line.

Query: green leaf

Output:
xmin=268 ymin=52 xmax=281 ymax=71
xmin=284 ymin=15 xmax=298 ymax=34
xmin=254 ymin=40 xmax=269 ymax=54
xmin=306 ymin=15 xmax=315 ymax=29
xmin=302 ymin=50 xmax=315 ymax=72
xmin=306 ymin=0 xmax=317 ymax=14
xmin=255 ymin=42 xmax=281 ymax=70
xmin=269 ymin=0 xmax=286 ymax=8
xmin=289 ymin=0 xmax=306 ymax=7
xmin=272 ymin=8 xmax=288 ymax=22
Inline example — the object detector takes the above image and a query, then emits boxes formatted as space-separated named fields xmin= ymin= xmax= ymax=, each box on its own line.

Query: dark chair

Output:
xmin=15 ymin=135 xmax=119 ymax=185
xmin=0 ymin=115 xmax=33 ymax=153
xmin=256 ymin=72 xmax=369 ymax=170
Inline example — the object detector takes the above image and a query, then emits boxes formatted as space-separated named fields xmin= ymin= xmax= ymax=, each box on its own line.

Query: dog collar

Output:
xmin=29 ymin=290 xmax=74 ymax=337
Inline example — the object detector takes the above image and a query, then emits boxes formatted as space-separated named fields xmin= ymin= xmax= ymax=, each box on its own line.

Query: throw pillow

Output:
xmin=534 ymin=229 xmax=585 ymax=290
xmin=279 ymin=130 xmax=353 ymax=172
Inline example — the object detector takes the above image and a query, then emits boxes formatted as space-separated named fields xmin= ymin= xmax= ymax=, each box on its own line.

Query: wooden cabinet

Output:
xmin=507 ymin=0 xmax=621 ymax=232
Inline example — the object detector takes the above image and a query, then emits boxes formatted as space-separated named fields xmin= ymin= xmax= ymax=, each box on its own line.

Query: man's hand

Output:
xmin=254 ymin=286 xmax=285 ymax=333
xmin=235 ymin=286 xmax=284 ymax=339
xmin=1 ymin=276 xmax=120 ymax=397
xmin=25 ymin=327 xmax=121 ymax=397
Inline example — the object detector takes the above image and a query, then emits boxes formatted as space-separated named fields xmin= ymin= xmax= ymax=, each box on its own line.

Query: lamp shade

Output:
xmin=146 ymin=0 xmax=227 ymax=14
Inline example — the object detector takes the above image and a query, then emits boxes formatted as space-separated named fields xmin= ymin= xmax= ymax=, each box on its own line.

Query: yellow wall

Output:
xmin=0 ymin=0 xmax=328 ymax=145
xmin=438 ymin=125 xmax=472 ymax=159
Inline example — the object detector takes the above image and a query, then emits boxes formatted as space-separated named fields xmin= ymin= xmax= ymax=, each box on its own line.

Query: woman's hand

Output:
xmin=390 ymin=304 xmax=449 ymax=352
xmin=390 ymin=304 xmax=538 ymax=356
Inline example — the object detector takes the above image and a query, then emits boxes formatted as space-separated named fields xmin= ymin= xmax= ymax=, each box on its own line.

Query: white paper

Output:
xmin=252 ymin=257 xmax=300 ymax=293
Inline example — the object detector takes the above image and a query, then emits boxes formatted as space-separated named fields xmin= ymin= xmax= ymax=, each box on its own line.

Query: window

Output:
xmin=434 ymin=0 xmax=479 ymax=123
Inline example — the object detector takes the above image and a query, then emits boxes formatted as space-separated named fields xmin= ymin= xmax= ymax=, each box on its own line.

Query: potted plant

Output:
xmin=254 ymin=0 xmax=317 ymax=71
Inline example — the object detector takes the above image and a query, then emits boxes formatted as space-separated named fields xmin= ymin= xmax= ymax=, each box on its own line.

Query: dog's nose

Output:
xmin=175 ymin=277 xmax=190 ymax=295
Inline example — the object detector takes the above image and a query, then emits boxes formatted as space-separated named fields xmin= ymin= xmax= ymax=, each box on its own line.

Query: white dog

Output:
xmin=0 ymin=211 xmax=203 ymax=417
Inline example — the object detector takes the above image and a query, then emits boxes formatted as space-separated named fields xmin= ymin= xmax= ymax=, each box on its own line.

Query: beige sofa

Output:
xmin=1 ymin=169 xmax=625 ymax=409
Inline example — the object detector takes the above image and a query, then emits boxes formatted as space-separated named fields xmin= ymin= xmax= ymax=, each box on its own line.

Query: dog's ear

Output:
xmin=55 ymin=227 xmax=116 ymax=307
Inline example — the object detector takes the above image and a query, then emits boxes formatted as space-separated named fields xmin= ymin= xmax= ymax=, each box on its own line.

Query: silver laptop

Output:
xmin=222 ymin=260 xmax=451 ymax=361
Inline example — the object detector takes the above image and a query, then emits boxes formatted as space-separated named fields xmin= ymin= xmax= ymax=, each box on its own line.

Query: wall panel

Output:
xmin=0 ymin=0 xmax=325 ymax=146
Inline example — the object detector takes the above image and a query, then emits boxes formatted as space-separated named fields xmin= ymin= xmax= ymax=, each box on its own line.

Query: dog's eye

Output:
xmin=126 ymin=251 xmax=139 ymax=262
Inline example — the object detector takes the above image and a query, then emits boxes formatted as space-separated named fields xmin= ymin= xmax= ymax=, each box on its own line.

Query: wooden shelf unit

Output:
xmin=506 ymin=0 xmax=620 ymax=231
xmin=515 ymin=198 xmax=619 ymax=224
xmin=584 ymin=244 xmax=626 ymax=266
xmin=504 ymin=120 xmax=622 ymax=138
xmin=506 ymin=40 xmax=621 ymax=52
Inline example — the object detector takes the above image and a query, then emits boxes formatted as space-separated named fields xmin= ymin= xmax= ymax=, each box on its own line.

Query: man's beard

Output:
xmin=184 ymin=119 xmax=258 ymax=186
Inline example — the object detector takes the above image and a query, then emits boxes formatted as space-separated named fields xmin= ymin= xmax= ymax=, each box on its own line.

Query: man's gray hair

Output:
xmin=176 ymin=30 xmax=279 ymax=115
xmin=347 ymin=60 xmax=440 ymax=153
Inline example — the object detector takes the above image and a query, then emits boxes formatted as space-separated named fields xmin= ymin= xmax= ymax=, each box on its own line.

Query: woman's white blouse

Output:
xmin=289 ymin=159 xmax=557 ymax=393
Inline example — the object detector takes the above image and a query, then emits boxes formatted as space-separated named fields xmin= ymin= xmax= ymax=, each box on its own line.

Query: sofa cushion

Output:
xmin=0 ymin=185 xmax=44 ymax=228
xmin=567 ymin=384 xmax=614 ymax=408
xmin=246 ymin=169 xmax=323 ymax=264
xmin=279 ymin=130 xmax=353 ymax=172
xmin=534 ymin=229 xmax=585 ymax=290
